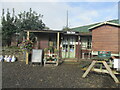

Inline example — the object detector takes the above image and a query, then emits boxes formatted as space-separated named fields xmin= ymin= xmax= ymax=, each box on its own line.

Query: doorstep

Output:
xmin=62 ymin=58 xmax=80 ymax=64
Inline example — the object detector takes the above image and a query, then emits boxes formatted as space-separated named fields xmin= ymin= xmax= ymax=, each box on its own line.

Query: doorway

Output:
xmin=61 ymin=36 xmax=76 ymax=58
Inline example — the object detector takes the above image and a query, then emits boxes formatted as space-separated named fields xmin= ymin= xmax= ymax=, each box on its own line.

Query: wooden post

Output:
xmin=103 ymin=61 xmax=119 ymax=83
xmin=77 ymin=36 xmax=80 ymax=60
xmin=27 ymin=31 xmax=30 ymax=40
xmin=82 ymin=60 xmax=97 ymax=78
xmin=26 ymin=31 xmax=30 ymax=64
xmin=88 ymin=52 xmax=91 ymax=59
xmin=82 ymin=53 xmax=85 ymax=59
xmin=57 ymin=32 xmax=60 ymax=51
xmin=26 ymin=52 xmax=29 ymax=64
xmin=57 ymin=32 xmax=60 ymax=64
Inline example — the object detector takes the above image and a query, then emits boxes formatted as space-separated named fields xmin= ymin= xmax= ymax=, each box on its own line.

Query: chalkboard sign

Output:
xmin=32 ymin=49 xmax=43 ymax=63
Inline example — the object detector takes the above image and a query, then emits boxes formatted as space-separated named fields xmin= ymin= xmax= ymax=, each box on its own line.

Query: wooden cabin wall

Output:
xmin=49 ymin=33 xmax=57 ymax=48
xmin=92 ymin=25 xmax=119 ymax=53
xmin=34 ymin=33 xmax=57 ymax=50
xmin=75 ymin=44 xmax=82 ymax=59
xmin=118 ymin=32 xmax=120 ymax=52
xmin=37 ymin=33 xmax=49 ymax=49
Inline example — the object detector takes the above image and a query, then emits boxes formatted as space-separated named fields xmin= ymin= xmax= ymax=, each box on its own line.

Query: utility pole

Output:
xmin=66 ymin=10 xmax=68 ymax=29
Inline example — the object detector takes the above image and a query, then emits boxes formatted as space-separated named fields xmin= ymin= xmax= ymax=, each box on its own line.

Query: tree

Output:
xmin=62 ymin=26 xmax=70 ymax=31
xmin=2 ymin=8 xmax=47 ymax=46
xmin=2 ymin=8 xmax=17 ymax=46
xmin=17 ymin=8 xmax=45 ymax=31
xmin=44 ymin=26 xmax=50 ymax=30
xmin=16 ymin=8 xmax=46 ymax=41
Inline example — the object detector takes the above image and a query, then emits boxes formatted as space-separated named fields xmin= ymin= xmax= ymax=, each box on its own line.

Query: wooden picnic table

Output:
xmin=82 ymin=56 xmax=120 ymax=83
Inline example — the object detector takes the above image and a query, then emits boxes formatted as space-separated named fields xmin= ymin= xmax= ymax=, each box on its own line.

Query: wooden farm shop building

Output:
xmin=25 ymin=19 xmax=120 ymax=61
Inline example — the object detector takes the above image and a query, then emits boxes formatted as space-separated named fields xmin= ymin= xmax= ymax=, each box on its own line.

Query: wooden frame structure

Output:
xmin=43 ymin=53 xmax=59 ymax=66
xmin=82 ymin=60 xmax=120 ymax=83
xmin=25 ymin=30 xmax=61 ymax=65
xmin=24 ymin=30 xmax=92 ymax=64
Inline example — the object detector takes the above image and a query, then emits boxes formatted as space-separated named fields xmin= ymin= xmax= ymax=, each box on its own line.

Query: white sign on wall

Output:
xmin=67 ymin=31 xmax=75 ymax=34
xmin=113 ymin=59 xmax=120 ymax=71
xmin=114 ymin=59 xmax=119 ymax=68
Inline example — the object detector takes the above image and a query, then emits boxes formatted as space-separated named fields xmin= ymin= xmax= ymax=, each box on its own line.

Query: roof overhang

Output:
xmin=88 ymin=21 xmax=120 ymax=30
xmin=24 ymin=30 xmax=92 ymax=36
xmin=24 ymin=30 xmax=61 ymax=33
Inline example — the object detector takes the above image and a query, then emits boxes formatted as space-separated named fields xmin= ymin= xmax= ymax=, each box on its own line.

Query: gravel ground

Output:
xmin=2 ymin=61 xmax=120 ymax=88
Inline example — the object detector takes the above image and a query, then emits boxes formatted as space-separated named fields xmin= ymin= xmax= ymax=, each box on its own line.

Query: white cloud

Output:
xmin=1 ymin=0 xmax=120 ymax=2
xmin=80 ymin=0 xmax=116 ymax=1
xmin=1 ymin=2 xmax=69 ymax=29
xmin=65 ymin=5 xmax=99 ymax=28
xmin=1 ymin=2 xmax=118 ymax=30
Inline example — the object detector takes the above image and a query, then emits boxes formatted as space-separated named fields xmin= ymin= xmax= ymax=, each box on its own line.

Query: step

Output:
xmin=63 ymin=61 xmax=80 ymax=64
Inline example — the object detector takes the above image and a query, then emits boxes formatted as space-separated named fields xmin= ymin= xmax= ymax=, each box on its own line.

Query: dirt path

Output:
xmin=2 ymin=61 xmax=120 ymax=88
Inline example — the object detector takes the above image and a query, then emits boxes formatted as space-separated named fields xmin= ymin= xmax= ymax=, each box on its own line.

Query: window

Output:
xmin=81 ymin=37 xmax=91 ymax=49
xmin=87 ymin=38 xmax=91 ymax=49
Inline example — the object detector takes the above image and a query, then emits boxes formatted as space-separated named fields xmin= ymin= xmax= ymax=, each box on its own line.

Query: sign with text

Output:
xmin=32 ymin=49 xmax=43 ymax=63
xmin=67 ymin=31 xmax=75 ymax=34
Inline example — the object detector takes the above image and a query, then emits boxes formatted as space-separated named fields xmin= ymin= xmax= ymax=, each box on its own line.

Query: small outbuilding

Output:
xmin=89 ymin=21 xmax=120 ymax=56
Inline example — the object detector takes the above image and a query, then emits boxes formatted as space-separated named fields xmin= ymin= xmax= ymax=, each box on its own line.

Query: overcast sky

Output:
xmin=1 ymin=0 xmax=119 ymax=30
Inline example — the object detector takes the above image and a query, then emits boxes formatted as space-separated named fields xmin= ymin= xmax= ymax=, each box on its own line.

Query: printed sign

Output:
xmin=67 ymin=31 xmax=75 ymax=34
xmin=118 ymin=60 xmax=120 ymax=71
xmin=32 ymin=49 xmax=43 ymax=63
xmin=114 ymin=59 xmax=118 ymax=68
xmin=113 ymin=59 xmax=120 ymax=71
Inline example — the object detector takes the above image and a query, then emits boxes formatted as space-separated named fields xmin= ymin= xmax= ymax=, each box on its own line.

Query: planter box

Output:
xmin=43 ymin=53 xmax=59 ymax=66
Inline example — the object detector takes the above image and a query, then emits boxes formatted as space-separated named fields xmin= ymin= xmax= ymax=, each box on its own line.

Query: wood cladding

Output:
xmin=37 ymin=33 xmax=49 ymax=49
xmin=92 ymin=24 xmax=120 ymax=53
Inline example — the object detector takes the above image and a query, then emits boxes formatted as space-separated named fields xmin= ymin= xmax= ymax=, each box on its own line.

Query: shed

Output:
xmin=89 ymin=21 xmax=120 ymax=56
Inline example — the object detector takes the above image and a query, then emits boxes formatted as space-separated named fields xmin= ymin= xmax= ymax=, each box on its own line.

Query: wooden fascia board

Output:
xmin=24 ymin=30 xmax=60 ymax=33
xmin=88 ymin=22 xmax=120 ymax=30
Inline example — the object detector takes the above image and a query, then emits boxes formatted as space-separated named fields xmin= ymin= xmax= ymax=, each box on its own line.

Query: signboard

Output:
xmin=67 ymin=31 xmax=75 ymax=34
xmin=32 ymin=49 xmax=43 ymax=63
xmin=98 ymin=51 xmax=111 ymax=58
xmin=118 ymin=60 xmax=120 ymax=71
xmin=114 ymin=59 xmax=120 ymax=71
